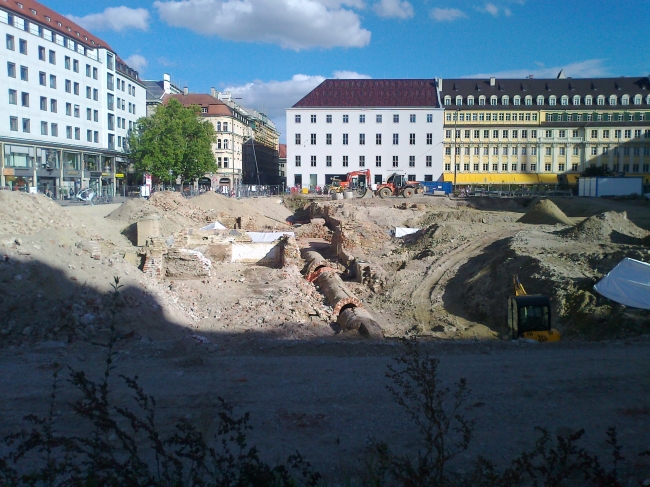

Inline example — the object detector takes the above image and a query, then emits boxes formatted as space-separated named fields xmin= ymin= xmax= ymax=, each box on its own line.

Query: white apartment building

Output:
xmin=0 ymin=0 xmax=146 ymax=197
xmin=285 ymin=79 xmax=444 ymax=189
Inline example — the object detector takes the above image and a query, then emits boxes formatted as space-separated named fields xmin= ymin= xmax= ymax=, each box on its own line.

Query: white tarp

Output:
xmin=200 ymin=222 xmax=227 ymax=231
xmin=594 ymin=258 xmax=650 ymax=310
xmin=246 ymin=232 xmax=295 ymax=243
xmin=393 ymin=227 xmax=420 ymax=238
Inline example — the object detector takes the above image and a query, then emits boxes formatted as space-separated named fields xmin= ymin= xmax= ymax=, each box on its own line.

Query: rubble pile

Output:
xmin=560 ymin=211 xmax=649 ymax=243
xmin=518 ymin=199 xmax=573 ymax=225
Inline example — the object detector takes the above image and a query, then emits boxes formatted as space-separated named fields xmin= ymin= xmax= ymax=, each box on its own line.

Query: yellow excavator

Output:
xmin=507 ymin=275 xmax=561 ymax=342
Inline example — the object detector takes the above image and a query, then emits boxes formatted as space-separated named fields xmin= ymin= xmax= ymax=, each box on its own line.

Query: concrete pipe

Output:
xmin=337 ymin=306 xmax=384 ymax=340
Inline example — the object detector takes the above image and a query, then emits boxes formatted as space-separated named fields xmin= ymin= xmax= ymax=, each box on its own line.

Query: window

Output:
xmin=65 ymin=126 xmax=72 ymax=139
xmin=502 ymin=95 xmax=509 ymax=105
xmin=376 ymin=156 xmax=381 ymax=167
xmin=86 ymin=129 xmax=91 ymax=142
xmin=522 ymin=147 xmax=527 ymax=155
xmin=73 ymin=59 xmax=79 ymax=72
xmin=493 ymin=147 xmax=498 ymax=155
xmin=603 ymin=130 xmax=610 ymax=138
xmin=73 ymin=82 xmax=79 ymax=95
xmin=295 ymin=134 xmax=301 ymax=145
xmin=408 ymin=156 xmax=415 ymax=167
xmin=294 ymin=155 xmax=301 ymax=167
xmin=94 ymin=110 xmax=98 ymax=122
xmin=65 ymin=79 xmax=71 ymax=93
xmin=503 ymin=147 xmax=508 ymax=156
xmin=531 ymin=164 xmax=537 ymax=171
xmin=445 ymin=147 xmax=451 ymax=155
xmin=65 ymin=102 xmax=71 ymax=116
xmin=326 ymin=155 xmax=332 ymax=167
xmin=559 ymin=130 xmax=566 ymax=138
xmin=545 ymin=147 xmax=552 ymax=156
xmin=22 ymin=118 xmax=30 ymax=133
xmin=615 ymin=130 xmax=621 ymax=139
xmin=92 ymin=67 xmax=98 ymax=80
xmin=18 ymin=38 xmax=27 ymax=55
xmin=87 ymin=108 xmax=91 ymax=120
xmin=359 ymin=155 xmax=365 ymax=167
xmin=74 ymin=105 xmax=79 ymax=118
xmin=591 ymin=147 xmax=598 ymax=155
xmin=6 ymin=34 xmax=15 ymax=50
xmin=9 ymin=116 xmax=18 ymax=131
xmin=93 ymin=89 xmax=98 ymax=101
xmin=609 ymin=95 xmax=617 ymax=105
xmin=393 ymin=133 xmax=399 ymax=145
xmin=502 ymin=163 xmax=508 ymax=171
xmin=343 ymin=114 xmax=349 ymax=123
xmin=39 ymin=96 xmax=47 ymax=111
xmin=491 ymin=96 xmax=498 ymax=106
xmin=427 ymin=133 xmax=433 ymax=145
xmin=409 ymin=133 xmax=415 ymax=145
xmin=561 ymin=95 xmax=568 ymax=106
xmin=409 ymin=114 xmax=416 ymax=123
xmin=427 ymin=113 xmax=433 ymax=123
xmin=326 ymin=114 xmax=332 ymax=123
xmin=310 ymin=114 xmax=316 ymax=123
xmin=393 ymin=114 xmax=399 ymax=123
xmin=559 ymin=147 xmax=565 ymax=156
xmin=376 ymin=114 xmax=382 ymax=123
xmin=464 ymin=130 xmax=470 ymax=139
xmin=359 ymin=133 xmax=365 ymax=145
xmin=64 ymin=56 xmax=70 ymax=69
xmin=359 ymin=114 xmax=365 ymax=123
xmin=444 ymin=96 xmax=451 ymax=106
xmin=392 ymin=156 xmax=399 ymax=167
xmin=376 ymin=133 xmax=382 ymax=145
xmin=107 ymin=73 xmax=114 ymax=90
xmin=326 ymin=133 xmax=332 ymax=145
xmin=310 ymin=133 xmax=316 ymax=145
xmin=465 ymin=147 xmax=470 ymax=155
xmin=86 ymin=64 xmax=90 ymax=77
xmin=19 ymin=65 xmax=27 ymax=81
xmin=86 ymin=86 xmax=91 ymax=99
xmin=343 ymin=134 xmax=348 ymax=145
xmin=310 ymin=156 xmax=317 ymax=167
xmin=492 ymin=129 xmax=498 ymax=139
xmin=549 ymin=96 xmax=556 ymax=106
xmin=531 ymin=130 xmax=537 ymax=139
xmin=483 ymin=147 xmax=489 ymax=155
xmin=624 ymin=129 xmax=631 ymax=138
xmin=511 ymin=164 xmax=517 ymax=171
xmin=502 ymin=130 xmax=508 ymax=139
xmin=573 ymin=147 xmax=579 ymax=156
xmin=342 ymin=156 xmax=348 ymax=167
xmin=108 ymin=113 xmax=115 ymax=131
xmin=8 ymin=89 xmax=17 ymax=105
xmin=21 ymin=92 xmax=29 ymax=107
xmin=634 ymin=129 xmax=641 ymax=138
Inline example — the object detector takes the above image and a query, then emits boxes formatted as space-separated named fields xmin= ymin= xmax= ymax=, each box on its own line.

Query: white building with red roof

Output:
xmin=286 ymin=79 xmax=444 ymax=190
xmin=0 ymin=0 xmax=146 ymax=197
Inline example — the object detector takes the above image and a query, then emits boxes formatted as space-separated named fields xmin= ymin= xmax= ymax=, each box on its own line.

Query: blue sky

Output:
xmin=49 ymin=0 xmax=650 ymax=141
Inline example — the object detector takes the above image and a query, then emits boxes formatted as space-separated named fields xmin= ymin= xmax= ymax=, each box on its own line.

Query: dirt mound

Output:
xmin=105 ymin=198 xmax=153 ymax=222
xmin=193 ymin=192 xmax=291 ymax=228
xmin=561 ymin=211 xmax=649 ymax=244
xmin=517 ymin=199 xmax=573 ymax=225
xmin=420 ymin=209 xmax=518 ymax=227
xmin=0 ymin=191 xmax=74 ymax=238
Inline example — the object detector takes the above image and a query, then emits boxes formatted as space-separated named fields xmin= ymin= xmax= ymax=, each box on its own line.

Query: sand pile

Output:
xmin=420 ymin=209 xmax=518 ymax=227
xmin=193 ymin=192 xmax=291 ymax=228
xmin=518 ymin=199 xmax=573 ymax=225
xmin=561 ymin=211 xmax=649 ymax=243
xmin=0 ymin=191 xmax=74 ymax=238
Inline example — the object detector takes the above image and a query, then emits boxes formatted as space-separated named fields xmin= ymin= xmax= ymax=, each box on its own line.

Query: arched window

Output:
xmin=549 ymin=95 xmax=556 ymax=106
xmin=513 ymin=95 xmax=521 ymax=106
xmin=633 ymin=95 xmax=642 ymax=105
xmin=217 ymin=121 xmax=222 ymax=131
xmin=478 ymin=95 xmax=486 ymax=106
xmin=455 ymin=95 xmax=463 ymax=106
xmin=444 ymin=96 xmax=451 ymax=106
xmin=621 ymin=95 xmax=629 ymax=105
xmin=597 ymin=95 xmax=605 ymax=105
xmin=467 ymin=95 xmax=474 ymax=106
xmin=572 ymin=95 xmax=580 ymax=105
xmin=502 ymin=95 xmax=509 ymax=105
xmin=646 ymin=95 xmax=650 ymax=105
xmin=561 ymin=95 xmax=568 ymax=105
xmin=525 ymin=95 xmax=532 ymax=106
xmin=490 ymin=95 xmax=498 ymax=106
xmin=585 ymin=95 xmax=592 ymax=106
xmin=536 ymin=95 xmax=544 ymax=105
xmin=609 ymin=95 xmax=617 ymax=105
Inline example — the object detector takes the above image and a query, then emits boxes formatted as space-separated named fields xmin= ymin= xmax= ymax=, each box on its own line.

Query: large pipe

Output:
xmin=301 ymin=250 xmax=383 ymax=339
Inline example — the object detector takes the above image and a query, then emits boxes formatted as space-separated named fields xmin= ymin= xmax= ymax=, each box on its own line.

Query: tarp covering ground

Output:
xmin=594 ymin=258 xmax=650 ymax=310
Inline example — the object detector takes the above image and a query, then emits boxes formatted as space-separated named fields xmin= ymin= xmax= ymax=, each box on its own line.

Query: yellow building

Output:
xmin=440 ymin=74 xmax=650 ymax=186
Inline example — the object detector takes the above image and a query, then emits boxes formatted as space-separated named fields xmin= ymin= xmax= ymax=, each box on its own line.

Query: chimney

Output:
xmin=489 ymin=77 xmax=496 ymax=86
xmin=210 ymin=87 xmax=217 ymax=98
xmin=163 ymin=73 xmax=171 ymax=93
xmin=528 ymin=74 xmax=534 ymax=79
xmin=437 ymin=78 xmax=442 ymax=91
xmin=183 ymin=87 xmax=188 ymax=95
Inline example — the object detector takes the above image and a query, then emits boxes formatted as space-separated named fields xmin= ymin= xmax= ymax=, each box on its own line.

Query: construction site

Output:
xmin=1 ymin=188 xmax=650 ymax=481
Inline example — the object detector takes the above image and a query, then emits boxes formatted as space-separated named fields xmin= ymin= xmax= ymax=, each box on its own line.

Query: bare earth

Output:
xmin=1 ymin=191 xmax=649 ymax=482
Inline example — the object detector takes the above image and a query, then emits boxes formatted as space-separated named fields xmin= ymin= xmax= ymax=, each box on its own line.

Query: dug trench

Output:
xmin=1 ymin=191 xmax=650 ymax=482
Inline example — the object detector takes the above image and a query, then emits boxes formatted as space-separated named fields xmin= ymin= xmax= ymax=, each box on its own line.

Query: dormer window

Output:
xmin=560 ymin=95 xmax=568 ymax=105
xmin=467 ymin=96 xmax=474 ymax=106
xmin=490 ymin=95 xmax=497 ymax=106
xmin=444 ymin=96 xmax=451 ymax=106
xmin=621 ymin=95 xmax=629 ymax=105
xmin=633 ymin=95 xmax=641 ymax=105
xmin=455 ymin=95 xmax=462 ymax=106
xmin=502 ymin=95 xmax=509 ymax=105
xmin=30 ymin=9 xmax=36 ymax=14
xmin=536 ymin=95 xmax=544 ymax=105
xmin=57 ymin=22 xmax=62 ymax=26
xmin=478 ymin=95 xmax=486 ymax=106
xmin=45 ymin=16 xmax=50 ymax=21
xmin=525 ymin=95 xmax=532 ymax=106
xmin=513 ymin=95 xmax=520 ymax=106
xmin=609 ymin=95 xmax=617 ymax=105
xmin=549 ymin=95 xmax=556 ymax=106
xmin=17 ymin=3 xmax=23 ymax=8
xmin=585 ymin=95 xmax=592 ymax=105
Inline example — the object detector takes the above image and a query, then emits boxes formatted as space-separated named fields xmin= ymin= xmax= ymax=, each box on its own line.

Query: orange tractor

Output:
xmin=327 ymin=169 xmax=371 ymax=196
xmin=376 ymin=173 xmax=424 ymax=198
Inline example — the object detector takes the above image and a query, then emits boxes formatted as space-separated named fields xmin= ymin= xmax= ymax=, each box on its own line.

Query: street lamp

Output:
xmin=168 ymin=169 xmax=173 ymax=190
xmin=453 ymin=109 xmax=459 ymax=188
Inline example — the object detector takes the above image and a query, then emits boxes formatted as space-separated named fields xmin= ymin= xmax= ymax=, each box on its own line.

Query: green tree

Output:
xmin=581 ymin=165 xmax=613 ymax=177
xmin=128 ymin=98 xmax=217 ymax=185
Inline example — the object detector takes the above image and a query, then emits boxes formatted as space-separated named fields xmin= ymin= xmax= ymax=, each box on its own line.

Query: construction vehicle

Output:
xmin=327 ymin=169 xmax=372 ymax=196
xmin=376 ymin=173 xmax=424 ymax=199
xmin=507 ymin=275 xmax=561 ymax=342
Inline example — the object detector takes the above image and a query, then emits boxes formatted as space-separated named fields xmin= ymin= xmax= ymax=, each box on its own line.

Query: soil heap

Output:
xmin=517 ymin=199 xmax=573 ymax=225
xmin=560 ymin=211 xmax=649 ymax=243
xmin=0 ymin=191 xmax=73 ymax=238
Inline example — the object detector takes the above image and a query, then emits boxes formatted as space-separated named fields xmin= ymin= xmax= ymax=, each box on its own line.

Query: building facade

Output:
xmin=286 ymin=79 xmax=444 ymax=190
xmin=440 ymin=75 xmax=650 ymax=186
xmin=0 ymin=0 xmax=146 ymax=197
xmin=143 ymin=73 xmax=182 ymax=117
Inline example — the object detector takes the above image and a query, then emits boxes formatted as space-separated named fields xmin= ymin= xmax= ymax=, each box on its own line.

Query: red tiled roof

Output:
xmin=279 ymin=144 xmax=287 ymax=158
xmin=3 ymin=0 xmax=113 ymax=52
xmin=163 ymin=93 xmax=233 ymax=116
xmin=293 ymin=79 xmax=440 ymax=108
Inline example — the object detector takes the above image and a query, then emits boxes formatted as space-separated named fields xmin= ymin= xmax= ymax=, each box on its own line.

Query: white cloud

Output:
xmin=465 ymin=59 xmax=609 ymax=79
xmin=124 ymin=54 xmax=148 ymax=72
xmin=222 ymin=71 xmax=372 ymax=141
xmin=66 ymin=6 xmax=150 ymax=32
xmin=482 ymin=3 xmax=499 ymax=16
xmin=430 ymin=7 xmax=467 ymax=21
xmin=373 ymin=0 xmax=414 ymax=18
xmin=504 ymin=7 xmax=512 ymax=16
xmin=154 ymin=0 xmax=371 ymax=50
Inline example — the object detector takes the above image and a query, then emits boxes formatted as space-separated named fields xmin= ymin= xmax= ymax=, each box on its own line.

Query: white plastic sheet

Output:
xmin=246 ymin=232 xmax=295 ymax=243
xmin=200 ymin=222 xmax=227 ymax=230
xmin=393 ymin=227 xmax=420 ymax=238
xmin=594 ymin=258 xmax=650 ymax=310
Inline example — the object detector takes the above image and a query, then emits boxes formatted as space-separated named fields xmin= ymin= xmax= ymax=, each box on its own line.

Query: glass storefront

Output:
xmin=36 ymin=148 xmax=60 ymax=169
xmin=63 ymin=151 xmax=81 ymax=171
xmin=4 ymin=145 xmax=34 ymax=168
xmin=5 ymin=175 xmax=34 ymax=191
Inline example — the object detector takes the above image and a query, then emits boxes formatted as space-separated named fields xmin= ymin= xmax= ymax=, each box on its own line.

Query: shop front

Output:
xmin=3 ymin=145 xmax=35 ymax=191
xmin=62 ymin=151 xmax=82 ymax=198
xmin=36 ymin=148 xmax=61 ymax=198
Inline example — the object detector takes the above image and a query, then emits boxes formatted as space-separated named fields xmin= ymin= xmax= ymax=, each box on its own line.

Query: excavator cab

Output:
xmin=507 ymin=294 xmax=560 ymax=342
